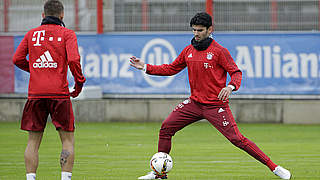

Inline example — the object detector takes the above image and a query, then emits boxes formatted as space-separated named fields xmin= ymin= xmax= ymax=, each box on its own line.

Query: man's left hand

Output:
xmin=218 ymin=86 xmax=233 ymax=101
xmin=70 ymin=83 xmax=83 ymax=98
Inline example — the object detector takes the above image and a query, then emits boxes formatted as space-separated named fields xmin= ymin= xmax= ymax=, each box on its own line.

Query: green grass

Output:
xmin=0 ymin=121 xmax=319 ymax=179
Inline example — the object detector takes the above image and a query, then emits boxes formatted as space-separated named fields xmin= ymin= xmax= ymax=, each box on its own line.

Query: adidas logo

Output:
xmin=33 ymin=50 xmax=57 ymax=68
xmin=188 ymin=53 xmax=192 ymax=58
xmin=218 ymin=108 xmax=225 ymax=113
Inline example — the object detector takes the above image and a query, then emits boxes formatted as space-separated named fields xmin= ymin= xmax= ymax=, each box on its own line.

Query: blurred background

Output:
xmin=0 ymin=0 xmax=320 ymax=124
xmin=1 ymin=0 xmax=319 ymax=32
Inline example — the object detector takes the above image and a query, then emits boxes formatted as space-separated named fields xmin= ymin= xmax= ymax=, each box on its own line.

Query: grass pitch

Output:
xmin=0 ymin=121 xmax=319 ymax=179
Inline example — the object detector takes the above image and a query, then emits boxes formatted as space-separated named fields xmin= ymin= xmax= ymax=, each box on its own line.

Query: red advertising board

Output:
xmin=0 ymin=36 xmax=14 ymax=93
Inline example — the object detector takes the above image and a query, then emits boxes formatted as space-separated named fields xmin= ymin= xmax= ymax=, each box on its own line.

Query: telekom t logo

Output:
xmin=32 ymin=30 xmax=45 ymax=46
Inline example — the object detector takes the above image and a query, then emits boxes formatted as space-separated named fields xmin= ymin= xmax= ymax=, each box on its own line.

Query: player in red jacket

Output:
xmin=12 ymin=1 xmax=85 ymax=180
xmin=130 ymin=12 xmax=291 ymax=180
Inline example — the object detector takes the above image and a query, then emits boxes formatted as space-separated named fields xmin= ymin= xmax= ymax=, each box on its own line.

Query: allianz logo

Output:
xmin=141 ymin=38 xmax=177 ymax=87
xmin=33 ymin=50 xmax=57 ymax=68
xmin=236 ymin=45 xmax=319 ymax=78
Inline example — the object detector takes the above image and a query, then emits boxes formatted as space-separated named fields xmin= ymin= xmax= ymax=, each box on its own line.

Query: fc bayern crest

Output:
xmin=207 ymin=52 xmax=214 ymax=60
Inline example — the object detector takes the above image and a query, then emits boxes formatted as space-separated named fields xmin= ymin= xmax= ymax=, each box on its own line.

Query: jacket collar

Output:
xmin=41 ymin=16 xmax=65 ymax=27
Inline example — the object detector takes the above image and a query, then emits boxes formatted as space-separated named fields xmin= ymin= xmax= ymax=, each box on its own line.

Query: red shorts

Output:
xmin=21 ymin=98 xmax=75 ymax=132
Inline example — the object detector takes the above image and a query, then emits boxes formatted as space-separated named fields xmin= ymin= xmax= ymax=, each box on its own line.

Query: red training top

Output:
xmin=13 ymin=24 xmax=86 ymax=99
xmin=146 ymin=39 xmax=242 ymax=105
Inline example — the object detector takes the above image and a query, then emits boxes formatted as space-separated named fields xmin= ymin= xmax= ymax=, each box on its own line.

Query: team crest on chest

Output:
xmin=206 ymin=52 xmax=214 ymax=60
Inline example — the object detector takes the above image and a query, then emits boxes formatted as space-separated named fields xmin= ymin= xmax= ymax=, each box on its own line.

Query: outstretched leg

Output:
xmin=204 ymin=106 xmax=276 ymax=170
xmin=204 ymin=105 xmax=291 ymax=179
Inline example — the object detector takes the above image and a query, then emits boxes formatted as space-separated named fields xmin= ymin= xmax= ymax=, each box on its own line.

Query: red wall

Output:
xmin=0 ymin=36 xmax=14 ymax=93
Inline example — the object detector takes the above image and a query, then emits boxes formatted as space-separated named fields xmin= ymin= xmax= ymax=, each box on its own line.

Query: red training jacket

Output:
xmin=13 ymin=24 xmax=86 ymax=99
xmin=146 ymin=39 xmax=242 ymax=105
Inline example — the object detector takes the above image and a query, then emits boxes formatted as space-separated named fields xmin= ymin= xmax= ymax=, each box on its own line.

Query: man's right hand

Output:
xmin=129 ymin=56 xmax=145 ymax=70
xmin=70 ymin=83 xmax=83 ymax=98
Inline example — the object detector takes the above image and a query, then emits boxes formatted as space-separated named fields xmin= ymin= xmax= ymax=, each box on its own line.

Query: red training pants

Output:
xmin=158 ymin=98 xmax=271 ymax=165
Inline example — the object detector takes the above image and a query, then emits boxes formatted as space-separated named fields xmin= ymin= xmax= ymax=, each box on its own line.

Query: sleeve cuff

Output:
xmin=143 ymin=64 xmax=147 ymax=72
xmin=228 ymin=85 xmax=235 ymax=91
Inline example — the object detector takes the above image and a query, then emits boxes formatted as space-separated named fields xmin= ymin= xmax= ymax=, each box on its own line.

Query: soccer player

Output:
xmin=130 ymin=12 xmax=291 ymax=180
xmin=12 ymin=0 xmax=86 ymax=180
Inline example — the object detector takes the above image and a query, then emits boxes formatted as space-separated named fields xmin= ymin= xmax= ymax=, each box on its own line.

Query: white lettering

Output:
xmin=235 ymin=46 xmax=254 ymax=78
xmin=101 ymin=54 xmax=118 ymax=78
xmin=236 ymin=45 xmax=319 ymax=78
xmin=119 ymin=54 xmax=133 ymax=78
xmin=85 ymin=53 xmax=100 ymax=78
xmin=272 ymin=46 xmax=281 ymax=78
xmin=283 ymin=53 xmax=299 ymax=78
xmin=263 ymin=46 xmax=272 ymax=78
xmin=80 ymin=51 xmax=136 ymax=79
xmin=253 ymin=46 xmax=262 ymax=77
xmin=300 ymin=53 xmax=318 ymax=78
xmin=32 ymin=50 xmax=57 ymax=69
xmin=204 ymin=63 xmax=209 ymax=69
xmin=78 ymin=44 xmax=320 ymax=81
xmin=32 ymin=30 xmax=45 ymax=46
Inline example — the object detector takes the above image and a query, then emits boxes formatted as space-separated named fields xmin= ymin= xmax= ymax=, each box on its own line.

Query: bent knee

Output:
xmin=159 ymin=126 xmax=177 ymax=137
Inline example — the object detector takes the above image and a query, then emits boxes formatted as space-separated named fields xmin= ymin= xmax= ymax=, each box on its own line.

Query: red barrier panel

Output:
xmin=0 ymin=36 xmax=14 ymax=93
xmin=97 ymin=0 xmax=103 ymax=34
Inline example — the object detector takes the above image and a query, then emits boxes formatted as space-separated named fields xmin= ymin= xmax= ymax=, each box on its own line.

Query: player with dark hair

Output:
xmin=13 ymin=0 xmax=85 ymax=180
xmin=130 ymin=12 xmax=291 ymax=180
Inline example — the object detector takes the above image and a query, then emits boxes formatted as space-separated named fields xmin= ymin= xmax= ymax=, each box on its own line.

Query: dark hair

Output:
xmin=190 ymin=12 xmax=212 ymax=29
xmin=44 ymin=0 xmax=64 ymax=17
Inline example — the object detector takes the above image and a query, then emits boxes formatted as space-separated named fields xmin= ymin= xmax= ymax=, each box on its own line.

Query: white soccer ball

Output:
xmin=150 ymin=152 xmax=173 ymax=175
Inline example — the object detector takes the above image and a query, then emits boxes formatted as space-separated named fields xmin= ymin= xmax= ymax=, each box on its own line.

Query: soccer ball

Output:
xmin=150 ymin=152 xmax=173 ymax=175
